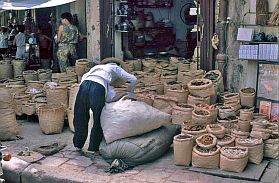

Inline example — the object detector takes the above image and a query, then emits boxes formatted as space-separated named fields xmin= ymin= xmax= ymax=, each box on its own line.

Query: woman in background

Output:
xmin=57 ymin=12 xmax=82 ymax=72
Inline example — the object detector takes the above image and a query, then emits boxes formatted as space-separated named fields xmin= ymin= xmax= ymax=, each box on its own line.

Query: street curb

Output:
xmin=2 ymin=157 xmax=84 ymax=183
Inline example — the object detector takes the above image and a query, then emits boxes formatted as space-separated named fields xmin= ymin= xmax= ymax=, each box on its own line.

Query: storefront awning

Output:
xmin=0 ymin=0 xmax=76 ymax=10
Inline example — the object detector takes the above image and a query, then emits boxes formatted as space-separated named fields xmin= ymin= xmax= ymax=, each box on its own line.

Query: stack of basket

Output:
xmin=192 ymin=133 xmax=221 ymax=169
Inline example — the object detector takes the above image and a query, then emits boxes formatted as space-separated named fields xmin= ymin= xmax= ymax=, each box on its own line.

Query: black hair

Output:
xmin=61 ymin=12 xmax=73 ymax=24
xmin=17 ymin=25 xmax=25 ymax=33
xmin=108 ymin=61 xmax=121 ymax=66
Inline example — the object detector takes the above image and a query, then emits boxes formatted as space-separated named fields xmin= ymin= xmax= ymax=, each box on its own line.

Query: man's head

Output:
xmin=100 ymin=57 xmax=129 ymax=71
xmin=107 ymin=61 xmax=121 ymax=67
xmin=17 ymin=25 xmax=25 ymax=33
xmin=61 ymin=12 xmax=73 ymax=24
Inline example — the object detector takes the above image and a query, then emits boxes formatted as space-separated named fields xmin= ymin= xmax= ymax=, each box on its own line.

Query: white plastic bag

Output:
xmin=101 ymin=98 xmax=171 ymax=143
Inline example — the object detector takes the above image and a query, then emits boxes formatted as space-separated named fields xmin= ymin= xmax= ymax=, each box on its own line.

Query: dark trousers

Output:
xmin=73 ymin=80 xmax=105 ymax=151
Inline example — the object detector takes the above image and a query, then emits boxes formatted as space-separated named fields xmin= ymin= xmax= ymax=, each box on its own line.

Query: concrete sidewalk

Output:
xmin=1 ymin=120 xmax=278 ymax=183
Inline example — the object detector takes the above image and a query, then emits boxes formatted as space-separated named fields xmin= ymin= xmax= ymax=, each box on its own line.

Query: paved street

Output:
xmin=1 ymin=120 xmax=278 ymax=183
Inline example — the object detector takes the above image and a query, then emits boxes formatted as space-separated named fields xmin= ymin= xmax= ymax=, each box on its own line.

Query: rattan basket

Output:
xmin=38 ymin=104 xmax=65 ymax=134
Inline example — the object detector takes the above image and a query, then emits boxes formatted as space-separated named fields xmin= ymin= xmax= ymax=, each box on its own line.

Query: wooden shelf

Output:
xmin=115 ymin=30 xmax=129 ymax=33
xmin=240 ymin=24 xmax=279 ymax=27
xmin=115 ymin=14 xmax=128 ymax=17
xmin=239 ymin=41 xmax=279 ymax=44
xmin=238 ymin=59 xmax=279 ymax=63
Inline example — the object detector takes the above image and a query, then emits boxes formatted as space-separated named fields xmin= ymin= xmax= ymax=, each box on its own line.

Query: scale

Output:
xmin=26 ymin=36 xmax=41 ymax=70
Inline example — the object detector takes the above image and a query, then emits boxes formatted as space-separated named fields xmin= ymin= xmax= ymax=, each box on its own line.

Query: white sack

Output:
xmin=101 ymin=99 xmax=171 ymax=143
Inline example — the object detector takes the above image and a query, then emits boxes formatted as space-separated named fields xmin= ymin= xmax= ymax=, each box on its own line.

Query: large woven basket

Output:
xmin=45 ymin=85 xmax=68 ymax=109
xmin=38 ymin=104 xmax=65 ymax=134
xmin=22 ymin=101 xmax=36 ymax=115
xmin=75 ymin=59 xmax=90 ymax=76
xmin=12 ymin=60 xmax=26 ymax=77
xmin=38 ymin=69 xmax=52 ymax=81
xmin=0 ymin=61 xmax=13 ymax=79
xmin=23 ymin=70 xmax=38 ymax=82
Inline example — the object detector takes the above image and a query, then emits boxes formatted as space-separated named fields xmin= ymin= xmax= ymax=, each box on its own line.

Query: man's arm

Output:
xmin=116 ymin=67 xmax=137 ymax=92
xmin=57 ymin=25 xmax=63 ymax=43
xmin=109 ymin=92 xmax=137 ymax=103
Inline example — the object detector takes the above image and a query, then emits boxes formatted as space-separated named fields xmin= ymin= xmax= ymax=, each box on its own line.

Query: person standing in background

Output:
xmin=37 ymin=26 xmax=53 ymax=69
xmin=57 ymin=12 xmax=82 ymax=72
xmin=13 ymin=25 xmax=26 ymax=59
xmin=0 ymin=26 xmax=9 ymax=57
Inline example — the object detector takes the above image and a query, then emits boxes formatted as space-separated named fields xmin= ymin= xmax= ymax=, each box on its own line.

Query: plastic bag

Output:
xmin=253 ymin=32 xmax=265 ymax=42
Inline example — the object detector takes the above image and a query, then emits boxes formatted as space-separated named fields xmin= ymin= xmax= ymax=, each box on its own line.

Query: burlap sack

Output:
xmin=144 ymin=73 xmax=160 ymax=84
xmin=165 ymin=88 xmax=188 ymax=103
xmin=206 ymin=124 xmax=226 ymax=139
xmin=218 ymin=120 xmax=239 ymax=134
xmin=45 ymin=85 xmax=68 ymax=110
xmin=155 ymin=82 xmax=164 ymax=95
xmin=181 ymin=124 xmax=207 ymax=141
xmin=264 ymin=134 xmax=279 ymax=159
xmin=142 ymin=59 xmax=156 ymax=72
xmin=0 ymin=109 xmax=19 ymax=140
xmin=231 ymin=129 xmax=250 ymax=139
xmin=236 ymin=138 xmax=264 ymax=164
xmin=192 ymin=109 xmax=211 ymax=126
xmin=194 ymin=104 xmax=218 ymax=123
xmin=160 ymin=73 xmax=177 ymax=83
xmin=153 ymin=95 xmax=177 ymax=114
xmin=217 ymin=134 xmax=235 ymax=147
xmin=192 ymin=145 xmax=221 ymax=169
xmin=171 ymin=103 xmax=194 ymax=125
xmin=187 ymin=94 xmax=210 ymax=106
xmin=163 ymin=81 xmax=182 ymax=94
xmin=13 ymin=93 xmax=31 ymax=115
xmin=133 ymin=59 xmax=142 ymax=71
xmin=218 ymin=106 xmax=235 ymax=119
xmin=187 ymin=79 xmax=215 ymax=97
xmin=0 ymin=85 xmax=14 ymax=109
xmin=239 ymin=88 xmax=255 ymax=108
xmin=173 ymin=134 xmax=193 ymax=166
xmin=196 ymin=134 xmax=217 ymax=150
xmin=178 ymin=62 xmax=190 ymax=72
xmin=223 ymin=93 xmax=240 ymax=103
xmin=203 ymin=70 xmax=224 ymax=93
xmin=220 ymin=147 xmax=249 ymax=173
xmin=250 ymin=128 xmax=271 ymax=140
xmin=239 ymin=109 xmax=254 ymax=121
xmin=237 ymin=119 xmax=251 ymax=132
xmin=68 ymin=84 xmax=80 ymax=110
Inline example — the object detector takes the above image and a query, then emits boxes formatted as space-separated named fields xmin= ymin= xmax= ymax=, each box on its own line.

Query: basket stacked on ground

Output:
xmin=192 ymin=133 xmax=221 ymax=169
xmin=12 ymin=59 xmax=26 ymax=77
xmin=235 ymin=137 xmax=264 ymax=165
xmin=220 ymin=146 xmax=249 ymax=173
xmin=23 ymin=70 xmax=38 ymax=83
xmin=173 ymin=134 xmax=194 ymax=166
xmin=38 ymin=104 xmax=65 ymax=134
xmin=0 ymin=60 xmax=13 ymax=79
xmin=239 ymin=87 xmax=256 ymax=108
xmin=223 ymin=93 xmax=241 ymax=113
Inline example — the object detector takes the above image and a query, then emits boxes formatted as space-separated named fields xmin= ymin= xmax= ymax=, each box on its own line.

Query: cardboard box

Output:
xmin=259 ymin=100 xmax=272 ymax=119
